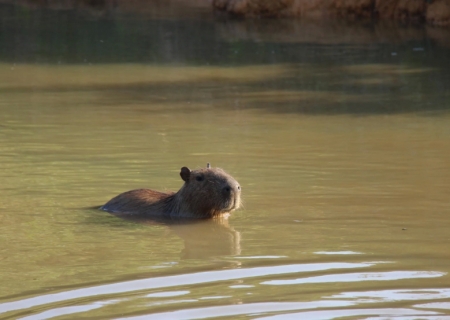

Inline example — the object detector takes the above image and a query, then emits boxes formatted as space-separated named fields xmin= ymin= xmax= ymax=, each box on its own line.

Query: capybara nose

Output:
xmin=224 ymin=183 xmax=240 ymax=194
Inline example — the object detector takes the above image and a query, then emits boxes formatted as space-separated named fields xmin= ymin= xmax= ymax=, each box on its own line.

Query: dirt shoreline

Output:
xmin=2 ymin=0 xmax=449 ymax=26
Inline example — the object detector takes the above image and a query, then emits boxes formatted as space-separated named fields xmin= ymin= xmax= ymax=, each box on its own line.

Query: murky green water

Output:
xmin=1 ymin=3 xmax=450 ymax=319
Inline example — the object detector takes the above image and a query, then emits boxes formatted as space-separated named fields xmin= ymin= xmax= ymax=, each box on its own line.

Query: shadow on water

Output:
xmin=1 ymin=61 xmax=449 ymax=116
xmin=1 ymin=3 xmax=450 ymax=115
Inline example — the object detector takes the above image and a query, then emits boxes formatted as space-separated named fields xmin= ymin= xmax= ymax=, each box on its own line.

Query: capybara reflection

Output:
xmin=101 ymin=164 xmax=241 ymax=219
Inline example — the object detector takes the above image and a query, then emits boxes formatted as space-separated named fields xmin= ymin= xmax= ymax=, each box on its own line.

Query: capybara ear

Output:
xmin=180 ymin=167 xmax=191 ymax=182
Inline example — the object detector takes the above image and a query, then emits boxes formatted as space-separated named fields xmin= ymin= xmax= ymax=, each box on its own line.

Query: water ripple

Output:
xmin=256 ymin=308 xmax=441 ymax=320
xmin=118 ymin=301 xmax=356 ymax=320
xmin=0 ymin=262 xmax=373 ymax=315
xmin=262 ymin=271 xmax=445 ymax=285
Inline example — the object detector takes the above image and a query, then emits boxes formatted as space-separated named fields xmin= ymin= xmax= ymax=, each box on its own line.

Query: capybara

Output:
xmin=101 ymin=164 xmax=241 ymax=219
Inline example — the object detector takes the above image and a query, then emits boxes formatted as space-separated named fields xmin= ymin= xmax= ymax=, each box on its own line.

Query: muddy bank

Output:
xmin=213 ymin=0 xmax=450 ymax=26
xmin=4 ymin=0 xmax=450 ymax=26
xmin=0 ymin=0 xmax=212 ymax=18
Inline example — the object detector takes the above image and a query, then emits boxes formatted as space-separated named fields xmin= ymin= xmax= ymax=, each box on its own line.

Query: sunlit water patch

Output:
xmin=315 ymin=251 xmax=363 ymax=255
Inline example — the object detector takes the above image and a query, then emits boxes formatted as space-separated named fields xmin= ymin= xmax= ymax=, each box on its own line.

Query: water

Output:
xmin=1 ymin=3 xmax=450 ymax=319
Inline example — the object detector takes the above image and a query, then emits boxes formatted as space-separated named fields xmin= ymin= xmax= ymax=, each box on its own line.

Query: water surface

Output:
xmin=1 ymin=4 xmax=450 ymax=319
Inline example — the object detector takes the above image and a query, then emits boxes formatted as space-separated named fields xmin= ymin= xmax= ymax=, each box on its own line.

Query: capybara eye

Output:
xmin=238 ymin=185 xmax=241 ymax=190
xmin=196 ymin=175 xmax=204 ymax=182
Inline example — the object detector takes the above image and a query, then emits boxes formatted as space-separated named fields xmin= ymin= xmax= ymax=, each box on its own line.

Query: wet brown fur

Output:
xmin=101 ymin=165 xmax=241 ymax=219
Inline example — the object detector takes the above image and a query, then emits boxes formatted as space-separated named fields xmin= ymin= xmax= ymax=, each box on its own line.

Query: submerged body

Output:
xmin=101 ymin=165 xmax=241 ymax=219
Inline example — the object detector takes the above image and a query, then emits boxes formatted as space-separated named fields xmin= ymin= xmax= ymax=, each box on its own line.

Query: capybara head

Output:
xmin=177 ymin=164 xmax=241 ymax=218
